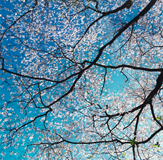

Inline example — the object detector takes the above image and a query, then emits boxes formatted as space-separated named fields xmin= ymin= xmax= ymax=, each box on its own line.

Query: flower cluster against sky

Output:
xmin=0 ymin=0 xmax=163 ymax=159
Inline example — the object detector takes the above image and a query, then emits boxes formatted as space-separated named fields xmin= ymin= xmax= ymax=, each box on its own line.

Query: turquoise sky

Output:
xmin=0 ymin=0 xmax=163 ymax=159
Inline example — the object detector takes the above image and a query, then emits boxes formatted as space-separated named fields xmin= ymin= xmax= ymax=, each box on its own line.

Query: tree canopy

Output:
xmin=0 ymin=0 xmax=163 ymax=159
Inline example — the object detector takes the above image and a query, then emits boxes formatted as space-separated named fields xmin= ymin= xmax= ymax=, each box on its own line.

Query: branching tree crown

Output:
xmin=0 ymin=0 xmax=163 ymax=159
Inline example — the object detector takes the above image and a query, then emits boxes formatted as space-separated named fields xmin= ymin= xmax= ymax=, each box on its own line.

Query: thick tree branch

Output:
xmin=84 ymin=61 xmax=163 ymax=72
xmin=74 ymin=0 xmax=134 ymax=47
xmin=102 ymin=0 xmax=157 ymax=49
xmin=101 ymin=71 xmax=163 ymax=119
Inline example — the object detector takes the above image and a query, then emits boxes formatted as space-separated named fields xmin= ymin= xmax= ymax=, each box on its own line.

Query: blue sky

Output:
xmin=0 ymin=0 xmax=126 ymax=158
xmin=0 ymin=0 xmax=163 ymax=159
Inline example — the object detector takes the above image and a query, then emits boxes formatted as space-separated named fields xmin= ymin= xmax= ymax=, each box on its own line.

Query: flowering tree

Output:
xmin=0 ymin=0 xmax=163 ymax=159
